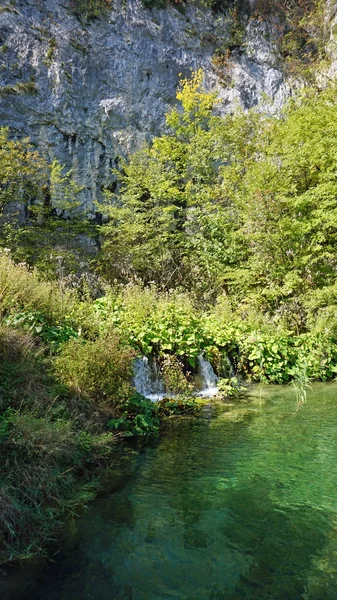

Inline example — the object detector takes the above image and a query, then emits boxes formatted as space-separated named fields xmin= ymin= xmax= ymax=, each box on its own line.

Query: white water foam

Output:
xmin=197 ymin=354 xmax=219 ymax=397
xmin=133 ymin=356 xmax=167 ymax=402
xmin=134 ymin=354 xmax=220 ymax=401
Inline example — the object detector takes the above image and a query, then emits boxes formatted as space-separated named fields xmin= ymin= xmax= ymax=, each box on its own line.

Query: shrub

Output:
xmin=0 ymin=409 xmax=117 ymax=562
xmin=161 ymin=354 xmax=191 ymax=394
xmin=0 ymin=327 xmax=47 ymax=413
xmin=218 ymin=376 xmax=247 ymax=399
xmin=107 ymin=393 xmax=160 ymax=437
xmin=0 ymin=322 xmax=121 ymax=563
xmin=157 ymin=395 xmax=201 ymax=416
xmin=0 ymin=251 xmax=74 ymax=322
xmin=92 ymin=285 xmax=207 ymax=365
xmin=71 ymin=0 xmax=113 ymax=19
xmin=55 ymin=331 xmax=135 ymax=406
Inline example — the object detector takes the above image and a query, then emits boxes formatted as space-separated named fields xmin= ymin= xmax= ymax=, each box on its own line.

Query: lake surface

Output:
xmin=3 ymin=383 xmax=337 ymax=600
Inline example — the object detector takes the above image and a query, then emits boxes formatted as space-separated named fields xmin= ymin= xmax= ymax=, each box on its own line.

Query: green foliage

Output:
xmin=0 ymin=250 xmax=75 ymax=322
xmin=225 ymin=84 xmax=337 ymax=324
xmin=0 ymin=408 xmax=14 ymax=441
xmin=55 ymin=331 xmax=135 ymax=404
xmin=291 ymin=364 xmax=311 ymax=410
xmin=217 ymin=376 xmax=247 ymax=398
xmin=86 ymin=283 xmax=337 ymax=384
xmin=5 ymin=310 xmax=78 ymax=349
xmin=0 ymin=128 xmax=96 ymax=288
xmin=0 ymin=262 xmax=137 ymax=563
xmin=70 ymin=0 xmax=113 ymax=19
xmin=99 ymin=72 xmax=337 ymax=337
xmin=0 ymin=128 xmax=48 ymax=217
xmin=98 ymin=70 xmax=238 ymax=299
xmin=1 ymin=161 xmax=96 ymax=281
xmin=0 ymin=323 xmax=121 ymax=564
xmin=204 ymin=304 xmax=337 ymax=384
xmin=253 ymin=0 xmax=328 ymax=77
xmin=157 ymin=395 xmax=201 ymax=415
xmin=161 ymin=354 xmax=192 ymax=394
xmin=91 ymin=285 xmax=207 ymax=365
xmin=107 ymin=393 xmax=160 ymax=437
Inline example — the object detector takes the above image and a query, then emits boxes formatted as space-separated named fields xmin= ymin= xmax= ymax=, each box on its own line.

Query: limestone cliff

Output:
xmin=0 ymin=0 xmax=326 ymax=209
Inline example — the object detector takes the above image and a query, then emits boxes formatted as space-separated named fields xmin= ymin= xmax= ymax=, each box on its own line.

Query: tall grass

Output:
xmin=0 ymin=256 xmax=134 ymax=564
xmin=0 ymin=250 xmax=75 ymax=321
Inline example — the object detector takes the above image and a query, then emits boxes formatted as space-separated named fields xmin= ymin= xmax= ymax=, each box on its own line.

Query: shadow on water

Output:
xmin=3 ymin=384 xmax=337 ymax=599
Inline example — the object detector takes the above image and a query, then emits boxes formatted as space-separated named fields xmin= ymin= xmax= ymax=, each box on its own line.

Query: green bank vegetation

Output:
xmin=100 ymin=69 xmax=337 ymax=343
xmin=2 ymin=68 xmax=337 ymax=561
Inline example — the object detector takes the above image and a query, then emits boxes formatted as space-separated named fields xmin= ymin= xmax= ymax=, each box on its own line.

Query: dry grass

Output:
xmin=0 ymin=250 xmax=75 ymax=321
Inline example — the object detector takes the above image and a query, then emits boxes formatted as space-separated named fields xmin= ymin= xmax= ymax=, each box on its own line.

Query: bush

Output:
xmin=92 ymin=285 xmax=206 ymax=365
xmin=71 ymin=0 xmax=113 ymax=19
xmin=0 ymin=327 xmax=46 ymax=413
xmin=107 ymin=393 xmax=160 ymax=437
xmin=218 ymin=376 xmax=247 ymax=399
xmin=161 ymin=354 xmax=192 ymax=394
xmin=157 ymin=395 xmax=201 ymax=416
xmin=55 ymin=331 xmax=135 ymax=406
xmin=0 ymin=409 xmax=117 ymax=562
xmin=0 ymin=251 xmax=74 ymax=322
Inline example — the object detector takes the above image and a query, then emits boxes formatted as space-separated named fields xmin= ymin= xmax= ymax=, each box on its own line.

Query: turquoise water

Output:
xmin=4 ymin=383 xmax=337 ymax=599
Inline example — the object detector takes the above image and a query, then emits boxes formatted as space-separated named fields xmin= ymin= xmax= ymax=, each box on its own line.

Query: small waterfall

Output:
xmin=197 ymin=354 xmax=219 ymax=397
xmin=134 ymin=354 xmax=220 ymax=401
xmin=133 ymin=356 xmax=166 ymax=402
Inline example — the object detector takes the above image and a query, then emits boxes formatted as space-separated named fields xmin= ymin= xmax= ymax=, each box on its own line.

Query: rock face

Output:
xmin=0 ymin=0 xmax=290 ymax=210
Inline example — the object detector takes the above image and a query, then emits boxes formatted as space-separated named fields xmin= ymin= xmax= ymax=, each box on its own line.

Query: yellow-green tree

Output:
xmin=99 ymin=71 xmax=244 ymax=297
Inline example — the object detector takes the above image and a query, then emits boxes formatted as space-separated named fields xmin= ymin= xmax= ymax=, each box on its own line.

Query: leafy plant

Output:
xmin=157 ymin=395 xmax=201 ymax=416
xmin=0 ymin=250 xmax=75 ymax=322
xmin=107 ymin=393 xmax=160 ymax=437
xmin=161 ymin=354 xmax=192 ymax=394
xmin=5 ymin=310 xmax=78 ymax=349
xmin=291 ymin=364 xmax=312 ymax=411
xmin=217 ymin=376 xmax=247 ymax=399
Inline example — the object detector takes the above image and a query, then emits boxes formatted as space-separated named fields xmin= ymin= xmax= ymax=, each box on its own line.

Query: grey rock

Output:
xmin=0 ymin=0 xmax=290 ymax=210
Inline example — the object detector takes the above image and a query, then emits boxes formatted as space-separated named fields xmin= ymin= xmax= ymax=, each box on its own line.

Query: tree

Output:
xmin=99 ymin=71 xmax=245 ymax=298
xmin=0 ymin=128 xmax=48 ymax=217
xmin=225 ymin=84 xmax=337 ymax=327
xmin=99 ymin=72 xmax=337 ymax=326
xmin=0 ymin=131 xmax=95 ymax=281
xmin=2 ymin=160 xmax=97 ymax=281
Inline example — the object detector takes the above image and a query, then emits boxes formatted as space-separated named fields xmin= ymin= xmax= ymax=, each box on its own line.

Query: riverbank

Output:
xmin=1 ymin=250 xmax=337 ymax=566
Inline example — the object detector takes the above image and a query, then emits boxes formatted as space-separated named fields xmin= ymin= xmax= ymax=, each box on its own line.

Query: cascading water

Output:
xmin=197 ymin=354 xmax=219 ymax=397
xmin=134 ymin=354 xmax=221 ymax=401
xmin=133 ymin=356 xmax=167 ymax=402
